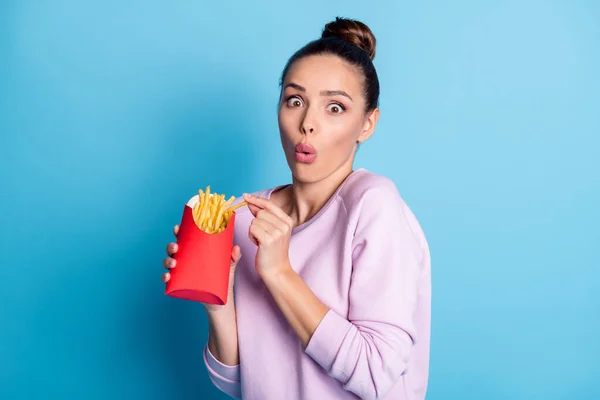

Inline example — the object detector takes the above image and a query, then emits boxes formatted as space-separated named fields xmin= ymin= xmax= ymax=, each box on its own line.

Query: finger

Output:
xmin=255 ymin=209 xmax=289 ymax=233
xmin=248 ymin=227 xmax=258 ymax=246
xmin=166 ymin=242 xmax=178 ymax=256
xmin=249 ymin=223 xmax=267 ymax=246
xmin=231 ymin=245 xmax=242 ymax=265
xmin=162 ymin=272 xmax=170 ymax=283
xmin=249 ymin=223 xmax=270 ymax=246
xmin=248 ymin=204 xmax=276 ymax=226
xmin=243 ymin=193 xmax=293 ymax=227
xmin=163 ymin=257 xmax=176 ymax=269
xmin=252 ymin=217 xmax=280 ymax=237
xmin=247 ymin=203 xmax=262 ymax=217
xmin=173 ymin=225 xmax=180 ymax=237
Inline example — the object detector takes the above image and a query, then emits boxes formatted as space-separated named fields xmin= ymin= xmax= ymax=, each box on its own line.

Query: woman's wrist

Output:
xmin=259 ymin=261 xmax=294 ymax=285
xmin=204 ymin=298 xmax=236 ymax=315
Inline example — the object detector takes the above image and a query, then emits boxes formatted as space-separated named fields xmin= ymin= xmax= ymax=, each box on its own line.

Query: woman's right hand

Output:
xmin=163 ymin=225 xmax=242 ymax=312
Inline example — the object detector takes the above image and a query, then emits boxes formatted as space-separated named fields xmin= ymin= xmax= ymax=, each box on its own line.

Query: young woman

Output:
xmin=162 ymin=17 xmax=431 ymax=400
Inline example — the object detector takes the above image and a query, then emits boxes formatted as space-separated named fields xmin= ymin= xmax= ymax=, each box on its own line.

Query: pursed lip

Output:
xmin=295 ymin=143 xmax=316 ymax=154
xmin=294 ymin=143 xmax=317 ymax=164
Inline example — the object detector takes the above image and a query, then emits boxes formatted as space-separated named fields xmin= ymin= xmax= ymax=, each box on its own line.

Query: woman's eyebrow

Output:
xmin=284 ymin=82 xmax=306 ymax=92
xmin=284 ymin=83 xmax=353 ymax=102
xmin=321 ymin=90 xmax=353 ymax=101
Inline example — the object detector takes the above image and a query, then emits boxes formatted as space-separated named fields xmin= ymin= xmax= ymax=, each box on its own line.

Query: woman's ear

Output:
xmin=358 ymin=108 xmax=380 ymax=143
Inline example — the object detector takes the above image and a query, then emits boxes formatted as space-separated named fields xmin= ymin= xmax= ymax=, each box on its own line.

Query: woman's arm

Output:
xmin=203 ymin=301 xmax=242 ymax=399
xmin=202 ymin=244 xmax=241 ymax=365
xmin=260 ymin=267 xmax=329 ymax=347
xmin=206 ymin=298 xmax=239 ymax=366
xmin=244 ymin=185 xmax=423 ymax=400
xmin=202 ymin=246 xmax=243 ymax=399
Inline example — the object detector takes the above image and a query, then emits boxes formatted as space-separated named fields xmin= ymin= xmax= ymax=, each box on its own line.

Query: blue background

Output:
xmin=1 ymin=1 xmax=599 ymax=399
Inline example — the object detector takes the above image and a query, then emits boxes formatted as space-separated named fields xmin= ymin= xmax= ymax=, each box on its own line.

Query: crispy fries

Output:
xmin=191 ymin=186 xmax=247 ymax=234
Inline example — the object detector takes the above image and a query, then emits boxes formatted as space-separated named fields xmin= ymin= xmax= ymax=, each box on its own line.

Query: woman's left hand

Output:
xmin=243 ymin=193 xmax=294 ymax=278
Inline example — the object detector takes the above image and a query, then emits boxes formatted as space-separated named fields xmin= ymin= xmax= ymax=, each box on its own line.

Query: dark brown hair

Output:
xmin=279 ymin=17 xmax=380 ymax=112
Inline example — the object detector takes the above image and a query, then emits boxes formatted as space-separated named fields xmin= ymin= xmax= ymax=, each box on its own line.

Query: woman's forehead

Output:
xmin=283 ymin=55 xmax=363 ymax=95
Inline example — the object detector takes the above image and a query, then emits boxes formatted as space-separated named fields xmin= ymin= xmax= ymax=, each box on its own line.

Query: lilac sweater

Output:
xmin=203 ymin=169 xmax=431 ymax=400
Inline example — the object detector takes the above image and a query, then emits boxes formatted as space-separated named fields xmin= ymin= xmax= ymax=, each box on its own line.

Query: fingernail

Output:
xmin=243 ymin=193 xmax=250 ymax=199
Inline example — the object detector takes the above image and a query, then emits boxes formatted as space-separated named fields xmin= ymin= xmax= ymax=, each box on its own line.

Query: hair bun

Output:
xmin=321 ymin=17 xmax=376 ymax=61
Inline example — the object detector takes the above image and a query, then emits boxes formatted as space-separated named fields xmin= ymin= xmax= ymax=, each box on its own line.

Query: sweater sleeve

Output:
xmin=203 ymin=344 xmax=242 ymax=399
xmin=304 ymin=184 xmax=422 ymax=400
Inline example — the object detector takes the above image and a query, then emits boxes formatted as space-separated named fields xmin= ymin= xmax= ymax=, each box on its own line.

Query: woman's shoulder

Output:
xmin=339 ymin=168 xmax=404 ymax=210
xmin=341 ymin=168 xmax=428 ymax=248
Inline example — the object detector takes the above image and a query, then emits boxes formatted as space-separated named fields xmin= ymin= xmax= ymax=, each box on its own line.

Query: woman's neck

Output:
xmin=275 ymin=165 xmax=355 ymax=228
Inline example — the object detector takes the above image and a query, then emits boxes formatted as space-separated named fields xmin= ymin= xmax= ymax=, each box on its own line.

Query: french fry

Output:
xmin=191 ymin=186 xmax=248 ymax=234
xmin=227 ymin=201 xmax=248 ymax=212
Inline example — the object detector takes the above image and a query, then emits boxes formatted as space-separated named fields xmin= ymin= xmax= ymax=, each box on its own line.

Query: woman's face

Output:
xmin=278 ymin=54 xmax=378 ymax=184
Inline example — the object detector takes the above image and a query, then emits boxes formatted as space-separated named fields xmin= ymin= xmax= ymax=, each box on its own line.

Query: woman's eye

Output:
xmin=287 ymin=97 xmax=303 ymax=107
xmin=327 ymin=103 xmax=344 ymax=114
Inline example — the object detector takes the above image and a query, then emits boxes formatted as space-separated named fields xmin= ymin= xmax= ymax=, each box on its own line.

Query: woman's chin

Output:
xmin=289 ymin=164 xmax=328 ymax=184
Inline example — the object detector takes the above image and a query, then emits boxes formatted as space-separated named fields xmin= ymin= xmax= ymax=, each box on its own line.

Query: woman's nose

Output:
xmin=301 ymin=108 xmax=317 ymax=135
xmin=301 ymin=125 xmax=314 ymax=134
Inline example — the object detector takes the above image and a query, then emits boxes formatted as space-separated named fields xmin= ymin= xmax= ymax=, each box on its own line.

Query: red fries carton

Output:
xmin=165 ymin=191 xmax=240 ymax=305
